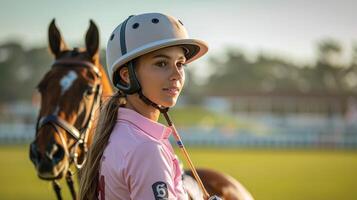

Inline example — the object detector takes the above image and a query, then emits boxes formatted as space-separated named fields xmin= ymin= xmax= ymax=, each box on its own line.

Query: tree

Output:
xmin=314 ymin=39 xmax=345 ymax=92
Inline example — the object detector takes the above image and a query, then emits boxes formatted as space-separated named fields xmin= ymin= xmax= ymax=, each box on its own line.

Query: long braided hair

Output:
xmin=79 ymin=91 xmax=126 ymax=200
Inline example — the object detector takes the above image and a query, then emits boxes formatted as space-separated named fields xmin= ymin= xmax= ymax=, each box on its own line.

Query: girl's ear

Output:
xmin=119 ymin=67 xmax=130 ymax=85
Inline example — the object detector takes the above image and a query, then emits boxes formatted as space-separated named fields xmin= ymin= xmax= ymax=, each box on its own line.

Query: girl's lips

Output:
xmin=163 ymin=87 xmax=180 ymax=96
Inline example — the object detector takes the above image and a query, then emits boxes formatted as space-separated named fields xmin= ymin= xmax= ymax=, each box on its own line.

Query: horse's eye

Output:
xmin=84 ymin=87 xmax=94 ymax=96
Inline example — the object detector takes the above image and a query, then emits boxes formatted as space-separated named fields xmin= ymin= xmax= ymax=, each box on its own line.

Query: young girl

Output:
xmin=79 ymin=13 xmax=208 ymax=200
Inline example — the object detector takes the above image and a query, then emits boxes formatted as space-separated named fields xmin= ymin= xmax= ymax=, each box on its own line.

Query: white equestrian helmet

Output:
xmin=106 ymin=13 xmax=209 ymax=84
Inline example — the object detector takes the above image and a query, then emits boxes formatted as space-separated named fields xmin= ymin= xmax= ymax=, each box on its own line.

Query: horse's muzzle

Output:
xmin=29 ymin=141 xmax=67 ymax=180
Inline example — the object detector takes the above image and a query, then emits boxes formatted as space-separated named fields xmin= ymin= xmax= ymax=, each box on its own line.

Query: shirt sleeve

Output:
xmin=124 ymin=142 xmax=176 ymax=200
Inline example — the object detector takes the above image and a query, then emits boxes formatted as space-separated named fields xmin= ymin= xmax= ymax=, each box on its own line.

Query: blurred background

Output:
xmin=0 ymin=0 xmax=356 ymax=199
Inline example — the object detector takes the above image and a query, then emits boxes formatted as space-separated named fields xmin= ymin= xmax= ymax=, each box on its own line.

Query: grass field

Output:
xmin=0 ymin=145 xmax=356 ymax=200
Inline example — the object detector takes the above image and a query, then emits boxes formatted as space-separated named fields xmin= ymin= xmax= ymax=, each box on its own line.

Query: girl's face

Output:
xmin=135 ymin=46 xmax=186 ymax=107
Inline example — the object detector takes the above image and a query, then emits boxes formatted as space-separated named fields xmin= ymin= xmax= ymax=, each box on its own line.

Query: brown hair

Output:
xmin=79 ymin=92 xmax=126 ymax=200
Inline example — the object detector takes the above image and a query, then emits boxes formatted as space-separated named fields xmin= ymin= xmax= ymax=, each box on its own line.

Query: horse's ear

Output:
xmin=85 ymin=20 xmax=99 ymax=58
xmin=48 ymin=19 xmax=67 ymax=57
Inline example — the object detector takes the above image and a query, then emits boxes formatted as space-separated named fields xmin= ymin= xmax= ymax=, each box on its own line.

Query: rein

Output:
xmin=35 ymin=59 xmax=103 ymax=200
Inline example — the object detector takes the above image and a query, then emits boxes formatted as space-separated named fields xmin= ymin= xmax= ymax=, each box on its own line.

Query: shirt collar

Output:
xmin=117 ymin=107 xmax=172 ymax=140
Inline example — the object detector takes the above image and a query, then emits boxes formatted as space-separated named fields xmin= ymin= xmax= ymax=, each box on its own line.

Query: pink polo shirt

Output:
xmin=98 ymin=107 xmax=188 ymax=200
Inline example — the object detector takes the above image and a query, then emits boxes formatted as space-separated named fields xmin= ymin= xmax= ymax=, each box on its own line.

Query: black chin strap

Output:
xmin=137 ymin=90 xmax=169 ymax=114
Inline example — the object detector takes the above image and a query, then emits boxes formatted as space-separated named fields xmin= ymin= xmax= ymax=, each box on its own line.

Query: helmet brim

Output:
xmin=110 ymin=38 xmax=208 ymax=81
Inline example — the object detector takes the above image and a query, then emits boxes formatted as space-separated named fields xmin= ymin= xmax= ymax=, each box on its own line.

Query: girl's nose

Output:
xmin=170 ymin=64 xmax=184 ymax=81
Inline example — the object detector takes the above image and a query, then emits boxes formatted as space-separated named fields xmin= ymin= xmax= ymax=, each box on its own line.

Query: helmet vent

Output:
xmin=178 ymin=19 xmax=184 ymax=26
xmin=152 ymin=18 xmax=159 ymax=24
xmin=132 ymin=23 xmax=139 ymax=29
xmin=110 ymin=34 xmax=115 ymax=41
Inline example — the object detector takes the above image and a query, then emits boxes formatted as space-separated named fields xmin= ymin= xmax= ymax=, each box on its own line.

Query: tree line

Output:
xmin=0 ymin=39 xmax=356 ymax=104
xmin=203 ymin=39 xmax=357 ymax=96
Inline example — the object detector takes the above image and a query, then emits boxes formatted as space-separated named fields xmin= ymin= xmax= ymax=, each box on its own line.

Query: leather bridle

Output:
xmin=34 ymin=59 xmax=103 ymax=200
xmin=35 ymin=59 xmax=102 ymax=169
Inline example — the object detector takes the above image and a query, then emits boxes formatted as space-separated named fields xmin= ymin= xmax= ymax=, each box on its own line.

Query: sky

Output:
xmin=0 ymin=0 xmax=356 ymax=80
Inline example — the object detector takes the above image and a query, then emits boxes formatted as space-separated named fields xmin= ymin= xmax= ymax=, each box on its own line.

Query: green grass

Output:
xmin=0 ymin=145 xmax=76 ymax=200
xmin=177 ymin=148 xmax=357 ymax=200
xmin=159 ymin=106 xmax=271 ymax=134
xmin=159 ymin=106 xmax=238 ymax=128
xmin=1 ymin=145 xmax=357 ymax=200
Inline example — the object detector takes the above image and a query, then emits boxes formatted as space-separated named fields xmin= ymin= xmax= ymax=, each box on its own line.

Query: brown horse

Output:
xmin=29 ymin=20 xmax=253 ymax=200
xmin=185 ymin=169 xmax=254 ymax=200
xmin=29 ymin=19 xmax=113 ymax=199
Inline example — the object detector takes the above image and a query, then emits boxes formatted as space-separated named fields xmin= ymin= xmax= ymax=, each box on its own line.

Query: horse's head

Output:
xmin=29 ymin=19 xmax=102 ymax=180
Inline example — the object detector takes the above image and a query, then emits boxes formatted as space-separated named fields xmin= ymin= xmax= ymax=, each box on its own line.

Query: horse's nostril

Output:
xmin=29 ymin=142 xmax=40 ymax=165
xmin=52 ymin=144 xmax=65 ymax=164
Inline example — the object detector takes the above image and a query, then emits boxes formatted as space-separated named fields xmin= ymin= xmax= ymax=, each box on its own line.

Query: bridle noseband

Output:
xmin=35 ymin=59 xmax=102 ymax=169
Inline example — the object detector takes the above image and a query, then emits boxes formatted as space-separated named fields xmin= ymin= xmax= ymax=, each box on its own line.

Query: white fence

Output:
xmin=1 ymin=123 xmax=357 ymax=148
xmin=0 ymin=123 xmax=35 ymax=144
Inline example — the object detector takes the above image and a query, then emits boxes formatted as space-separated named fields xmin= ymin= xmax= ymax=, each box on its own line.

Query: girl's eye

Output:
xmin=177 ymin=62 xmax=187 ymax=68
xmin=155 ymin=61 xmax=167 ymax=68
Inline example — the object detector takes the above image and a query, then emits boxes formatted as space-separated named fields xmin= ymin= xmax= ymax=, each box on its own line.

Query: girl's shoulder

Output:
xmin=108 ymin=120 xmax=161 ymax=156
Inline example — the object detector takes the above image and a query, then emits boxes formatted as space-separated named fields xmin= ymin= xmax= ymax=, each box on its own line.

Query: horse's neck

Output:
xmin=86 ymin=64 xmax=113 ymax=143
xmin=85 ymin=63 xmax=114 ymax=145
xmin=98 ymin=65 xmax=113 ymax=99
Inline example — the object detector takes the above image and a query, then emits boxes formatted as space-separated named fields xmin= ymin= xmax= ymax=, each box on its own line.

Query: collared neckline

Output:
xmin=117 ymin=107 xmax=172 ymax=140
